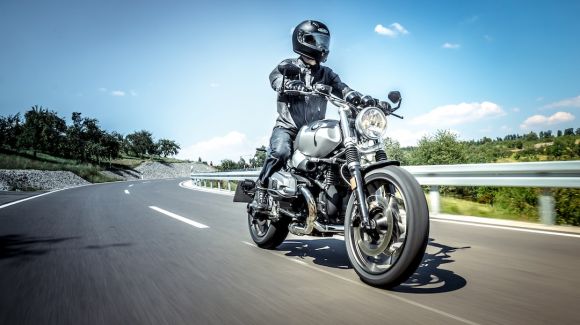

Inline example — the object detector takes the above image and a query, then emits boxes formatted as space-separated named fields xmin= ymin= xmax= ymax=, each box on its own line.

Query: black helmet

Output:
xmin=292 ymin=20 xmax=330 ymax=63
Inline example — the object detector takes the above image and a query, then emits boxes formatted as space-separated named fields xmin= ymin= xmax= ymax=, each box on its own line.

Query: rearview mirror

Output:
xmin=278 ymin=61 xmax=301 ymax=77
xmin=388 ymin=91 xmax=401 ymax=103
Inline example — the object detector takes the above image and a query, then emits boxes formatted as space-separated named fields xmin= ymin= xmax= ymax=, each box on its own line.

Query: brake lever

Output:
xmin=389 ymin=112 xmax=404 ymax=119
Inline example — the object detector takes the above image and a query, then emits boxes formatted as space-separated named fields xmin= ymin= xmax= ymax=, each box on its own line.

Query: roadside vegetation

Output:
xmin=0 ymin=106 xmax=191 ymax=183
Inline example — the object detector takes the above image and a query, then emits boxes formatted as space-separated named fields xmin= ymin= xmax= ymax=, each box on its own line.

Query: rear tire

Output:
xmin=248 ymin=211 xmax=289 ymax=250
xmin=344 ymin=166 xmax=429 ymax=288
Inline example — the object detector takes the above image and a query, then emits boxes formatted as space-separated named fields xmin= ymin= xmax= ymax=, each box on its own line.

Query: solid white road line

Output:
xmin=0 ymin=188 xmax=69 ymax=209
xmin=124 ymin=190 xmax=130 ymax=194
xmin=149 ymin=206 xmax=209 ymax=229
xmin=128 ymin=184 xmax=134 ymax=188
xmin=241 ymin=240 xmax=480 ymax=325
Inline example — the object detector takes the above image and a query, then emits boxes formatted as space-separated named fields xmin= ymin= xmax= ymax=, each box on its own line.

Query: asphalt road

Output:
xmin=1 ymin=179 xmax=579 ymax=325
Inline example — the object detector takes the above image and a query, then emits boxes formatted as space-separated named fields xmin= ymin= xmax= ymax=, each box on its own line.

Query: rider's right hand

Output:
xmin=284 ymin=80 xmax=307 ymax=92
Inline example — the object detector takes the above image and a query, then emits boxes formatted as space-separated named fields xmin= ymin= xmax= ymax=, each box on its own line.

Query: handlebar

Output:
xmin=281 ymin=86 xmax=404 ymax=119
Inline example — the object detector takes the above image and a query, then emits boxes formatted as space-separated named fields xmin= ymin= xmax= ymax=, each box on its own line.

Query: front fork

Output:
xmin=339 ymin=108 xmax=372 ymax=229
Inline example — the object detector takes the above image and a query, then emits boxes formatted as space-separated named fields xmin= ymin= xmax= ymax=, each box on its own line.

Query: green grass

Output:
xmin=426 ymin=193 xmax=534 ymax=222
xmin=0 ymin=152 xmax=118 ymax=184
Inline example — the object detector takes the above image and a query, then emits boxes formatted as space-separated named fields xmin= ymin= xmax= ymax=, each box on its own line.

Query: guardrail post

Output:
xmin=430 ymin=185 xmax=440 ymax=215
xmin=539 ymin=188 xmax=555 ymax=225
xmin=227 ymin=182 xmax=231 ymax=191
xmin=210 ymin=181 xmax=213 ymax=189
xmin=218 ymin=181 xmax=221 ymax=190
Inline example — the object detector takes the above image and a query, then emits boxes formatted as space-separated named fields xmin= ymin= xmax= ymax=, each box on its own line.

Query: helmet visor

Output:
xmin=302 ymin=33 xmax=330 ymax=51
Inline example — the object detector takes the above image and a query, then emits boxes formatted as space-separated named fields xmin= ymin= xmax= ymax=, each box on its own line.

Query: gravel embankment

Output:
xmin=0 ymin=170 xmax=90 ymax=191
xmin=99 ymin=162 xmax=214 ymax=181
xmin=0 ymin=162 xmax=214 ymax=191
xmin=135 ymin=162 xmax=214 ymax=180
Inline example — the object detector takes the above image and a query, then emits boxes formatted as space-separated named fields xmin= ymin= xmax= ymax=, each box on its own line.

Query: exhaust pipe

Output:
xmin=288 ymin=186 xmax=317 ymax=235
xmin=313 ymin=222 xmax=344 ymax=233
xmin=287 ymin=186 xmax=345 ymax=235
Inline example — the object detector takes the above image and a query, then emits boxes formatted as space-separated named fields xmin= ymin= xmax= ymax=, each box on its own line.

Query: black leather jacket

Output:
xmin=269 ymin=57 xmax=353 ymax=132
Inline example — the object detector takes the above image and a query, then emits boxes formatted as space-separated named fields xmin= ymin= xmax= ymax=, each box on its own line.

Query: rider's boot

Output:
xmin=250 ymin=183 xmax=269 ymax=211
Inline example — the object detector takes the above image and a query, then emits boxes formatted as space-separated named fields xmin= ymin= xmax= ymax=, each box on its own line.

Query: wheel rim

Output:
xmin=249 ymin=213 xmax=271 ymax=238
xmin=348 ymin=178 xmax=407 ymax=275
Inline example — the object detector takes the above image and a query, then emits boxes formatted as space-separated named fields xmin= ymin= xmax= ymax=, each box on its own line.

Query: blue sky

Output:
xmin=1 ymin=0 xmax=579 ymax=162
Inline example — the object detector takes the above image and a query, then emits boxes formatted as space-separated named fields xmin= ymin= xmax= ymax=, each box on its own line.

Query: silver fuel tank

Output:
xmin=295 ymin=119 xmax=342 ymax=158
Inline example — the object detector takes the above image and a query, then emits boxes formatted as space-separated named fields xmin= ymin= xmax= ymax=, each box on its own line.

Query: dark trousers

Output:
xmin=258 ymin=127 xmax=296 ymax=186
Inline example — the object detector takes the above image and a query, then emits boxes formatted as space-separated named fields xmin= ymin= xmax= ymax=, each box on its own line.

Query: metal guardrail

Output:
xmin=190 ymin=161 xmax=580 ymax=225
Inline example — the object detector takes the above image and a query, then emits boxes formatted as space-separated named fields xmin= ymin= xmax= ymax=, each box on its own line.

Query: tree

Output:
xmin=408 ymin=130 xmax=467 ymax=165
xmin=237 ymin=156 xmax=248 ymax=169
xmin=557 ymin=130 xmax=563 ymax=137
xmin=219 ymin=159 xmax=238 ymax=171
xmin=156 ymin=139 xmax=180 ymax=157
xmin=125 ymin=130 xmax=156 ymax=157
xmin=0 ymin=113 xmax=22 ymax=149
xmin=564 ymin=128 xmax=574 ymax=136
xmin=19 ymin=106 xmax=66 ymax=157
xmin=249 ymin=146 xmax=267 ymax=168
xmin=576 ymin=128 xmax=580 ymax=136
xmin=524 ymin=131 xmax=538 ymax=141
xmin=383 ymin=137 xmax=406 ymax=164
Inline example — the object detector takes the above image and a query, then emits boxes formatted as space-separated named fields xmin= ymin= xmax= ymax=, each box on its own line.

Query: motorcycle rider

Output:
xmin=252 ymin=20 xmax=370 ymax=210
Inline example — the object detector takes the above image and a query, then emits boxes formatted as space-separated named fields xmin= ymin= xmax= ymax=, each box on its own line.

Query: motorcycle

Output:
xmin=234 ymin=61 xmax=429 ymax=288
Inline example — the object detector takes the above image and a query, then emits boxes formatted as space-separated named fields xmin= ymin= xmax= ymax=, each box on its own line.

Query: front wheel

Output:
xmin=344 ymin=166 xmax=429 ymax=288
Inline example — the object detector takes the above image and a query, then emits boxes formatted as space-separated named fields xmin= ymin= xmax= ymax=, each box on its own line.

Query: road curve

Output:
xmin=0 ymin=179 xmax=579 ymax=325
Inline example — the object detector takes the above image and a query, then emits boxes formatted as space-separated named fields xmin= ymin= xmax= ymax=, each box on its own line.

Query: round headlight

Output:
xmin=355 ymin=107 xmax=388 ymax=139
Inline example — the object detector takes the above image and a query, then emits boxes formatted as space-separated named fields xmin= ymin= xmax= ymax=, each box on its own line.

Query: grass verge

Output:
xmin=426 ymin=193 xmax=535 ymax=222
xmin=0 ymin=152 xmax=118 ymax=183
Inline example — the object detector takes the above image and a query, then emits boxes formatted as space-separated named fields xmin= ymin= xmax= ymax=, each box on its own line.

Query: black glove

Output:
xmin=360 ymin=95 xmax=378 ymax=108
xmin=284 ymin=79 xmax=306 ymax=92
xmin=344 ymin=90 xmax=363 ymax=106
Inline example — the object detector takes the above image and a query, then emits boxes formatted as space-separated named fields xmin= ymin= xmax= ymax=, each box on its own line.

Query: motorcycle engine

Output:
xmin=268 ymin=171 xmax=298 ymax=198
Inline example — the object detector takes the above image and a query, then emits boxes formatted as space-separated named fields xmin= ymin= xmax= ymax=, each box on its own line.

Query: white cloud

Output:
xmin=390 ymin=23 xmax=409 ymax=35
xmin=501 ymin=125 xmax=512 ymax=132
xmin=111 ymin=90 xmax=125 ymax=97
xmin=387 ymin=128 xmax=429 ymax=147
xmin=177 ymin=131 xmax=268 ymax=163
xmin=412 ymin=101 xmax=505 ymax=127
xmin=520 ymin=112 xmax=575 ymax=129
xmin=442 ymin=43 xmax=460 ymax=49
xmin=543 ymin=95 xmax=580 ymax=109
xmin=512 ymin=107 xmax=520 ymax=112
xmin=374 ymin=23 xmax=409 ymax=37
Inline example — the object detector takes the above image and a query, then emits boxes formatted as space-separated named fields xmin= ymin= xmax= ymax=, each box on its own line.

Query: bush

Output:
xmin=554 ymin=189 xmax=580 ymax=226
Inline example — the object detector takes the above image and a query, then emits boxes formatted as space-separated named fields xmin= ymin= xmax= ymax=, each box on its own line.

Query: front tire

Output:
xmin=344 ymin=166 xmax=429 ymax=288
xmin=248 ymin=210 xmax=289 ymax=250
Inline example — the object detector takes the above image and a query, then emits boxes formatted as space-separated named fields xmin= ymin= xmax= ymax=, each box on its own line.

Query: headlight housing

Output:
xmin=355 ymin=107 xmax=388 ymax=140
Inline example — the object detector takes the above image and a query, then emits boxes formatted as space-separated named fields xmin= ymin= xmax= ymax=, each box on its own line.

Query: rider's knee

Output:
xmin=271 ymin=142 xmax=292 ymax=161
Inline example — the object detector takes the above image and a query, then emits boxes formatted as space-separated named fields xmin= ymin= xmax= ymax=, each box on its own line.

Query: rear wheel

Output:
xmin=248 ymin=209 xmax=289 ymax=249
xmin=344 ymin=166 xmax=429 ymax=288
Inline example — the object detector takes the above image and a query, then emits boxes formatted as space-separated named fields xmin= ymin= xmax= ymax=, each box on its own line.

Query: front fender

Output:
xmin=361 ymin=160 xmax=400 ymax=175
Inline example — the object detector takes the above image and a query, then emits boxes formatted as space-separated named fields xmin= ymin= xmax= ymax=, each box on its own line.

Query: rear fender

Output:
xmin=233 ymin=179 xmax=255 ymax=203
